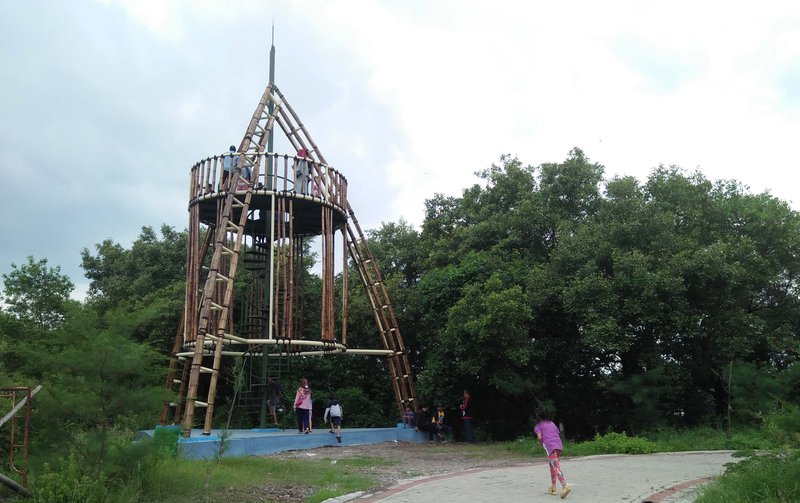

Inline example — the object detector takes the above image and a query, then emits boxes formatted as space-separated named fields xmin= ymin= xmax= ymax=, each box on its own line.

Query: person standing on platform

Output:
xmin=222 ymin=145 xmax=237 ymax=187
xmin=267 ymin=378 xmax=283 ymax=427
xmin=295 ymin=148 xmax=309 ymax=194
xmin=459 ymin=390 xmax=475 ymax=443
xmin=323 ymin=398 xmax=344 ymax=444
xmin=292 ymin=378 xmax=312 ymax=434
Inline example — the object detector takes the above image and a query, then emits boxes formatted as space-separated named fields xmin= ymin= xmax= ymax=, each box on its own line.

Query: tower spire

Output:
xmin=269 ymin=21 xmax=275 ymax=85
xmin=267 ymin=22 xmax=276 ymax=184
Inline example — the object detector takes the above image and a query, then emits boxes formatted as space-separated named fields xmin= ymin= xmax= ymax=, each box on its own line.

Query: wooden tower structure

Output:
xmin=160 ymin=45 xmax=416 ymax=437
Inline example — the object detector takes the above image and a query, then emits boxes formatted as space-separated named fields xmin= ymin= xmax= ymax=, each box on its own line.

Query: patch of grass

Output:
xmin=337 ymin=456 xmax=394 ymax=468
xmin=492 ymin=432 xmax=657 ymax=457
xmin=643 ymin=427 xmax=766 ymax=452
xmin=570 ymin=432 xmax=658 ymax=455
xmin=695 ymin=451 xmax=800 ymax=503
xmin=490 ymin=437 xmax=548 ymax=457
xmin=131 ymin=456 xmax=376 ymax=503
xmin=491 ymin=426 xmax=767 ymax=459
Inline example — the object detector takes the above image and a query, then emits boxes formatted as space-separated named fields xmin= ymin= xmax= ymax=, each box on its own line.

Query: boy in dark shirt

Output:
xmin=414 ymin=405 xmax=436 ymax=441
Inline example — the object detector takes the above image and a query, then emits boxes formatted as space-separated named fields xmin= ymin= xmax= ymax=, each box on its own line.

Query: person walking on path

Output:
xmin=459 ymin=390 xmax=475 ymax=443
xmin=534 ymin=406 xmax=571 ymax=498
xmin=323 ymin=398 xmax=344 ymax=443
xmin=292 ymin=378 xmax=312 ymax=433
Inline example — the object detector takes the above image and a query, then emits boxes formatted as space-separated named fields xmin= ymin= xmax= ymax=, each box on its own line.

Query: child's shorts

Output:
xmin=331 ymin=416 xmax=342 ymax=426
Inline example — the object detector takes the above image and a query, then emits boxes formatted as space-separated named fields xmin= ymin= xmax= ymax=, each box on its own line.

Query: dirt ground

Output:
xmin=255 ymin=441 xmax=529 ymax=502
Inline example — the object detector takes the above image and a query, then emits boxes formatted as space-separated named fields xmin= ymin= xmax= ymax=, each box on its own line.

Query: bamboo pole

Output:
xmin=320 ymin=205 xmax=327 ymax=340
xmin=288 ymin=198 xmax=294 ymax=340
xmin=268 ymin=192 xmax=276 ymax=341
xmin=183 ymin=162 xmax=256 ymax=436
xmin=0 ymin=473 xmax=30 ymax=498
xmin=274 ymin=87 xmax=329 ymax=165
xmin=201 ymin=163 xmax=259 ymax=435
xmin=0 ymin=386 xmax=41 ymax=430
xmin=342 ymin=227 xmax=348 ymax=345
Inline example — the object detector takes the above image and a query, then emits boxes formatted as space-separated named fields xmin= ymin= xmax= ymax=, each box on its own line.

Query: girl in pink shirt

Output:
xmin=293 ymin=378 xmax=312 ymax=433
xmin=534 ymin=407 xmax=571 ymax=498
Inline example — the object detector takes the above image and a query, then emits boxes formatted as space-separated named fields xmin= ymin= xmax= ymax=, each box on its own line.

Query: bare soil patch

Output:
xmin=263 ymin=441 xmax=530 ymax=501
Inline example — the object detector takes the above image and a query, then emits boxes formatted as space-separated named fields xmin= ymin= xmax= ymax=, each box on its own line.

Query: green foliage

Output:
xmin=116 ymin=454 xmax=375 ymax=503
xmin=326 ymin=387 xmax=386 ymax=427
xmin=762 ymin=403 xmax=800 ymax=449
xmin=10 ymin=303 xmax=169 ymax=477
xmin=695 ymin=450 xmax=800 ymax=503
xmin=643 ymin=427 xmax=766 ymax=451
xmin=571 ymin=431 xmax=658 ymax=455
xmin=1 ymin=256 xmax=75 ymax=331
xmin=81 ymin=225 xmax=185 ymax=310
xmin=80 ymin=225 xmax=185 ymax=350
xmin=724 ymin=361 xmax=786 ymax=426
xmin=31 ymin=457 xmax=109 ymax=503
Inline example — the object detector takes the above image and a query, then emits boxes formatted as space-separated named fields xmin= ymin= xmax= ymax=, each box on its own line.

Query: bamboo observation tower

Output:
xmin=160 ymin=44 xmax=416 ymax=437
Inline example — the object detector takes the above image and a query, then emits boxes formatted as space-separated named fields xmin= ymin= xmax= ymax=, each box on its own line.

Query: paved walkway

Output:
xmin=353 ymin=451 xmax=736 ymax=503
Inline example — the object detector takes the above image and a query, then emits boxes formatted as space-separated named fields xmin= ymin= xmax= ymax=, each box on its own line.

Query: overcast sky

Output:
xmin=2 ymin=0 xmax=799 ymax=300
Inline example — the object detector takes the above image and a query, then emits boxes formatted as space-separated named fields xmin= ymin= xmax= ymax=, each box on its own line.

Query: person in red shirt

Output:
xmin=459 ymin=390 xmax=475 ymax=443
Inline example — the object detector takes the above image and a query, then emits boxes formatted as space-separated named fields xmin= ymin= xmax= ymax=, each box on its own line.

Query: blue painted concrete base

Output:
xmin=137 ymin=426 xmax=428 ymax=460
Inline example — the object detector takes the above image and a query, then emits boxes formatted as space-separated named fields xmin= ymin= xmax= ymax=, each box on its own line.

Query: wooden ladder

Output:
xmin=175 ymin=84 xmax=282 ymax=437
xmin=271 ymin=86 xmax=417 ymax=415
xmin=344 ymin=207 xmax=416 ymax=416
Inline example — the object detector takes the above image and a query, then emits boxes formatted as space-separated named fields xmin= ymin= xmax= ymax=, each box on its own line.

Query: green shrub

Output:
xmin=31 ymin=457 xmax=108 ymax=503
xmin=762 ymin=403 xmax=800 ymax=449
xmin=572 ymin=431 xmax=658 ymax=455
xmin=695 ymin=450 xmax=800 ymax=503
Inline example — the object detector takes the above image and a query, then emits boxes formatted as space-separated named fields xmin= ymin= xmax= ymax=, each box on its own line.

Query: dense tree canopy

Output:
xmin=1 ymin=256 xmax=75 ymax=331
xmin=3 ymin=148 xmax=798 ymax=450
xmin=369 ymin=150 xmax=800 ymax=438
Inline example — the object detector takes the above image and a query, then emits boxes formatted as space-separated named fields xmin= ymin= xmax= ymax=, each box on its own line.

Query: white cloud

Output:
xmin=3 ymin=0 xmax=800 ymax=289
xmin=296 ymin=0 xmax=800 ymax=224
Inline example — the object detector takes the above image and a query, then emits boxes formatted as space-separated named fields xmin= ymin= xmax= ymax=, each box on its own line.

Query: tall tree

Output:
xmin=80 ymin=225 xmax=186 ymax=349
xmin=1 ymin=256 xmax=74 ymax=331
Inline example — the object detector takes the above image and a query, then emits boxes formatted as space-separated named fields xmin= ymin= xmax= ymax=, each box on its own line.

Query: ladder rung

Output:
xmin=199 ymin=366 xmax=213 ymax=374
xmin=173 ymin=379 xmax=181 ymax=384
xmin=194 ymin=401 xmax=209 ymax=407
xmin=215 ymin=274 xmax=229 ymax=282
xmin=210 ymin=302 xmax=224 ymax=311
xmin=221 ymin=246 xmax=234 ymax=256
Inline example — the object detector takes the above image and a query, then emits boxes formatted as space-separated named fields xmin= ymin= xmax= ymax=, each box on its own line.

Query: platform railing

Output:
xmin=189 ymin=152 xmax=348 ymax=211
